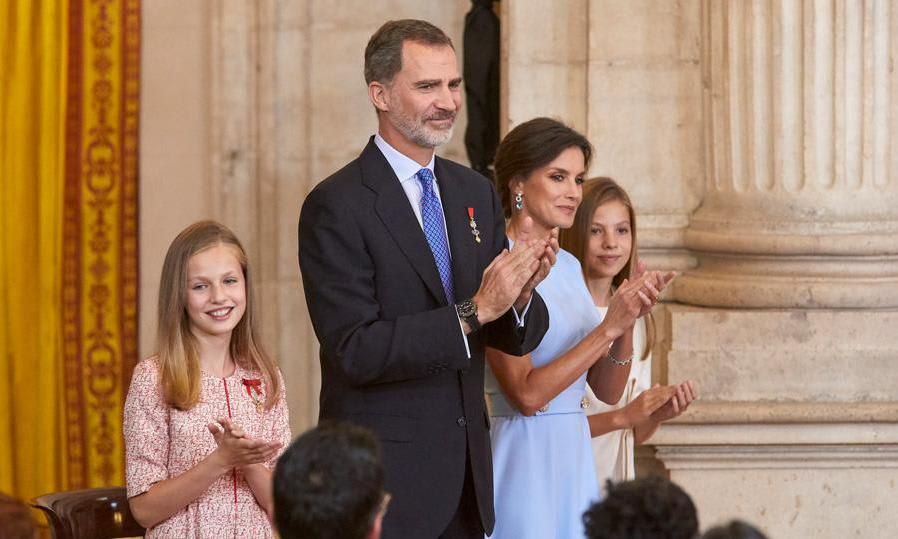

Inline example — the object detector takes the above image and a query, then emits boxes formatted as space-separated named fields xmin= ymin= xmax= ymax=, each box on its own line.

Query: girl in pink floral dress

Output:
xmin=124 ymin=221 xmax=291 ymax=538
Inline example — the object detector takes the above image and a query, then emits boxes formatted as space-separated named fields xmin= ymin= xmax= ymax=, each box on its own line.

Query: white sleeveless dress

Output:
xmin=586 ymin=310 xmax=652 ymax=496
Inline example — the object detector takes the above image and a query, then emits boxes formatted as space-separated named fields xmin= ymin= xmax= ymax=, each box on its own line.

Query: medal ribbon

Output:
xmin=241 ymin=378 xmax=263 ymax=400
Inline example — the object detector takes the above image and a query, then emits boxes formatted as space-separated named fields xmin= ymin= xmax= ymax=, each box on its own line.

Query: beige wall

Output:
xmin=142 ymin=1 xmax=898 ymax=537
xmin=502 ymin=0 xmax=702 ymax=273
xmin=140 ymin=0 xmax=212 ymax=356
xmin=500 ymin=1 xmax=898 ymax=537
xmin=141 ymin=1 xmax=469 ymax=433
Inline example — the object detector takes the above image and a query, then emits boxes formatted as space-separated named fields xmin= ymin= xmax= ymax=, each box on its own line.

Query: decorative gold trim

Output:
xmin=63 ymin=0 xmax=139 ymax=488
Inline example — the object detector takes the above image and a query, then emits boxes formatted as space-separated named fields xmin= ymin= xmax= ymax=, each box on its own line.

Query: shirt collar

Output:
xmin=374 ymin=133 xmax=436 ymax=184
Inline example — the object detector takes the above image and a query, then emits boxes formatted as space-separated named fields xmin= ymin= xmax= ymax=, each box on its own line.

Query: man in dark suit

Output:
xmin=298 ymin=19 xmax=553 ymax=539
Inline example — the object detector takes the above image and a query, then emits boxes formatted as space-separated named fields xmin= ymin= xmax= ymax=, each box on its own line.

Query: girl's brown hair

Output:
xmin=559 ymin=177 xmax=655 ymax=360
xmin=156 ymin=220 xmax=280 ymax=410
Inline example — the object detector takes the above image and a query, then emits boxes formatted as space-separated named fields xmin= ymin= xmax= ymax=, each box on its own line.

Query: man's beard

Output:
xmin=390 ymin=104 xmax=455 ymax=149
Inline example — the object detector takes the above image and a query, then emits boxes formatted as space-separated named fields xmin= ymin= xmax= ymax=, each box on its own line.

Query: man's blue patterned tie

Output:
xmin=416 ymin=168 xmax=455 ymax=304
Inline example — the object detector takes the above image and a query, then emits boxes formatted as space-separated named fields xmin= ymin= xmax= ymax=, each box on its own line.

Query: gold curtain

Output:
xmin=0 ymin=0 xmax=139 ymax=501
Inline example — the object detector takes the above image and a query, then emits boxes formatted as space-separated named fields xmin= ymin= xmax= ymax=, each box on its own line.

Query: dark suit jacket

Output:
xmin=298 ymin=138 xmax=549 ymax=538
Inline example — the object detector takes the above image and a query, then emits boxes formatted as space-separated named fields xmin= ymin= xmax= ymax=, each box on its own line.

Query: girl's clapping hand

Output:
xmin=649 ymin=380 xmax=697 ymax=423
xmin=621 ymin=384 xmax=678 ymax=428
xmin=207 ymin=417 xmax=282 ymax=469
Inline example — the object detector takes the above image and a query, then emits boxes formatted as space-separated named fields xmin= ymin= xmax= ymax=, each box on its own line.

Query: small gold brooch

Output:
xmin=242 ymin=378 xmax=264 ymax=412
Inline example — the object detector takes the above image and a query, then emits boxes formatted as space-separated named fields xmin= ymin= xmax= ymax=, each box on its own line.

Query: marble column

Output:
xmin=502 ymin=0 xmax=704 ymax=274
xmin=677 ymin=0 xmax=898 ymax=308
xmin=208 ymin=0 xmax=322 ymax=431
xmin=656 ymin=2 xmax=898 ymax=536
xmin=585 ymin=0 xmax=704 ymax=273
xmin=500 ymin=0 xmax=589 ymax=133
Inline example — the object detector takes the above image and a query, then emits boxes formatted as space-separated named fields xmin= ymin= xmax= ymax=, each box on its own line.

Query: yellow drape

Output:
xmin=0 ymin=0 xmax=68 ymax=500
xmin=0 ymin=0 xmax=139 ymax=502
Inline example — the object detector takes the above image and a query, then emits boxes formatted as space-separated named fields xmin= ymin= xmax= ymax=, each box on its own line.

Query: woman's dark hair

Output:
xmin=493 ymin=117 xmax=593 ymax=218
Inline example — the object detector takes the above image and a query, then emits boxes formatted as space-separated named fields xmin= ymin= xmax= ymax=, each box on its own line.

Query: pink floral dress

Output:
xmin=124 ymin=357 xmax=291 ymax=538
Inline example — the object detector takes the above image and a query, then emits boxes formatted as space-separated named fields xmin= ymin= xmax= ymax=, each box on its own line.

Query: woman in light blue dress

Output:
xmin=485 ymin=118 xmax=670 ymax=538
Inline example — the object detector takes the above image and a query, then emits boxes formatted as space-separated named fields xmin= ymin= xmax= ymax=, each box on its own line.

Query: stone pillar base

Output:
xmin=674 ymin=253 xmax=898 ymax=309
xmin=653 ymin=304 xmax=898 ymax=536
xmin=661 ymin=305 xmax=898 ymax=401
xmin=653 ymin=428 xmax=898 ymax=538
xmin=676 ymin=211 xmax=898 ymax=309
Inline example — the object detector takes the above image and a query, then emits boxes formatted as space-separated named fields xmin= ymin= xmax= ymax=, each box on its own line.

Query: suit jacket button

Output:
xmin=456 ymin=416 xmax=467 ymax=427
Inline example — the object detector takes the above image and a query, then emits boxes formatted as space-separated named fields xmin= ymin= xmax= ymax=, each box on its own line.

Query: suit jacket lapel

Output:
xmin=436 ymin=158 xmax=478 ymax=301
xmin=360 ymin=139 xmax=447 ymax=305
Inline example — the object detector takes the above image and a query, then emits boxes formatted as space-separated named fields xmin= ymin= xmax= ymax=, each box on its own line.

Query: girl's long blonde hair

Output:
xmin=157 ymin=220 xmax=280 ymax=410
xmin=559 ymin=177 xmax=655 ymax=360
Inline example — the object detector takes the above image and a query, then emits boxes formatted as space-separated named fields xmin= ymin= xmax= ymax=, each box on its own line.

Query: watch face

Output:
xmin=458 ymin=299 xmax=476 ymax=317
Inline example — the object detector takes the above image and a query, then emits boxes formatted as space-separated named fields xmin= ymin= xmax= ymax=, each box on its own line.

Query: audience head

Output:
xmin=157 ymin=220 xmax=277 ymax=410
xmin=0 ymin=492 xmax=37 ymax=539
xmin=702 ymin=520 xmax=768 ymax=539
xmin=365 ymin=19 xmax=460 ymax=150
xmin=583 ymin=476 xmax=699 ymax=539
xmin=274 ymin=421 xmax=387 ymax=539
xmin=493 ymin=117 xmax=593 ymax=222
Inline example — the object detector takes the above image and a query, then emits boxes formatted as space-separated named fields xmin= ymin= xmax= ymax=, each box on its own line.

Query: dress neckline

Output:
xmin=200 ymin=362 xmax=242 ymax=380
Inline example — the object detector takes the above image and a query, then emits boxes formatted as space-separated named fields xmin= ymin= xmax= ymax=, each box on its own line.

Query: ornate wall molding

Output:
xmin=63 ymin=0 xmax=140 ymax=487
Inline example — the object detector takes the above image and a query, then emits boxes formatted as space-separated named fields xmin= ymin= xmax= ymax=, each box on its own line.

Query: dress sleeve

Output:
xmin=265 ymin=368 xmax=292 ymax=469
xmin=123 ymin=359 xmax=171 ymax=498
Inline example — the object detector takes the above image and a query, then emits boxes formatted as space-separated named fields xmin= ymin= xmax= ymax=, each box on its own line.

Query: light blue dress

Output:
xmin=485 ymin=248 xmax=603 ymax=539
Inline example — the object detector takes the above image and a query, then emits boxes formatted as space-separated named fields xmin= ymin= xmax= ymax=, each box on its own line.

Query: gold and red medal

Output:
xmin=467 ymin=207 xmax=481 ymax=243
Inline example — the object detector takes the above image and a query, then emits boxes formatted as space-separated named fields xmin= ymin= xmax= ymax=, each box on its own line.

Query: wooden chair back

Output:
xmin=33 ymin=487 xmax=144 ymax=539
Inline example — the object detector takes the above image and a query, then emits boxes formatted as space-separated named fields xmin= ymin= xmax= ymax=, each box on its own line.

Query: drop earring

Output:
xmin=514 ymin=192 xmax=523 ymax=211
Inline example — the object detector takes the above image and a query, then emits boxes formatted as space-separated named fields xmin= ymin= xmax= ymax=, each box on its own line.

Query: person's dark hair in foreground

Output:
xmin=702 ymin=519 xmax=769 ymax=539
xmin=273 ymin=421 xmax=387 ymax=539
xmin=583 ymin=476 xmax=699 ymax=539
xmin=0 ymin=492 xmax=37 ymax=539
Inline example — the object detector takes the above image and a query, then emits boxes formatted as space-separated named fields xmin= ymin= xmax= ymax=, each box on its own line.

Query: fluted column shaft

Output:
xmin=677 ymin=0 xmax=898 ymax=308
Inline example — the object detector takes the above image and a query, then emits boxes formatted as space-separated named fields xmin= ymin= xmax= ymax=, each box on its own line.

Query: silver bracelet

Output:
xmin=607 ymin=350 xmax=633 ymax=367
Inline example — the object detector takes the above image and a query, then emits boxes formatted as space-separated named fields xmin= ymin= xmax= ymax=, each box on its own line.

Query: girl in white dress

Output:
xmin=485 ymin=119 xmax=675 ymax=539
xmin=560 ymin=178 xmax=696 ymax=495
